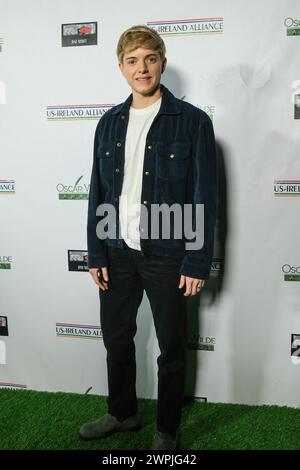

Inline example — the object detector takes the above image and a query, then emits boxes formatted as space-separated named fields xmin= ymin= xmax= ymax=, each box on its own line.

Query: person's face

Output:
xmin=119 ymin=47 xmax=167 ymax=97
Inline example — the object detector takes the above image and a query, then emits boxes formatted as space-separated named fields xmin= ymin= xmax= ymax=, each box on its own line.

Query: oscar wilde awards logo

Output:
xmin=147 ymin=17 xmax=224 ymax=36
xmin=284 ymin=17 xmax=300 ymax=36
xmin=56 ymin=175 xmax=89 ymax=200
xmin=47 ymin=103 xmax=114 ymax=121
xmin=282 ymin=264 xmax=300 ymax=282
xmin=68 ymin=250 xmax=88 ymax=272
xmin=187 ymin=334 xmax=216 ymax=351
xmin=180 ymin=96 xmax=215 ymax=121
xmin=56 ymin=323 xmax=103 ymax=340
xmin=274 ymin=180 xmax=300 ymax=197
xmin=61 ymin=22 xmax=97 ymax=47
xmin=0 ymin=256 xmax=12 ymax=270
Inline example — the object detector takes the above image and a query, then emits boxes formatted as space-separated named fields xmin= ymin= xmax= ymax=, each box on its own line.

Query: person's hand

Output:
xmin=178 ymin=275 xmax=205 ymax=296
xmin=89 ymin=267 xmax=109 ymax=291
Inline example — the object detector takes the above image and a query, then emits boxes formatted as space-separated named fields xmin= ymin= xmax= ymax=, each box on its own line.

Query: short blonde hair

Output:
xmin=117 ymin=25 xmax=166 ymax=63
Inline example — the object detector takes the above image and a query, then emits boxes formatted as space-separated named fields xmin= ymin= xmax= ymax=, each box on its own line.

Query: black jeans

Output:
xmin=99 ymin=242 xmax=188 ymax=435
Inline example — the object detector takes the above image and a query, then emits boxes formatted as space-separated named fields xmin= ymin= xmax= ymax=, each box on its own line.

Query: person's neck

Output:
xmin=131 ymin=86 xmax=162 ymax=109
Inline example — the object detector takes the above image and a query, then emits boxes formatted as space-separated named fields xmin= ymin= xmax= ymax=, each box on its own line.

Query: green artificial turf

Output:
xmin=1 ymin=388 xmax=300 ymax=450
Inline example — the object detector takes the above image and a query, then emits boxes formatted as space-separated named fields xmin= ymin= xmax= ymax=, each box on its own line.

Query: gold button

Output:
xmin=143 ymin=200 xmax=148 ymax=205
xmin=105 ymin=151 xmax=110 ymax=156
xmin=121 ymin=115 xmax=125 ymax=119
xmin=116 ymin=142 xmax=122 ymax=147
xmin=147 ymin=145 xmax=152 ymax=150
xmin=115 ymin=168 xmax=120 ymax=173
xmin=169 ymin=153 xmax=175 ymax=159
xmin=145 ymin=171 xmax=149 ymax=176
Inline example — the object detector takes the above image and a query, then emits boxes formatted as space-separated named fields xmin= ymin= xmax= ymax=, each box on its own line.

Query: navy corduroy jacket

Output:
xmin=87 ymin=84 xmax=218 ymax=279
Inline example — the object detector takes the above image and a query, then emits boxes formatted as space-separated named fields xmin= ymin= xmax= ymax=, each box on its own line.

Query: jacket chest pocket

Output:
xmin=157 ymin=143 xmax=191 ymax=181
xmin=97 ymin=142 xmax=114 ymax=190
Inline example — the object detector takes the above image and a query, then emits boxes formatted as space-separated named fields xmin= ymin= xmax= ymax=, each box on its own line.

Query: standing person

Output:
xmin=80 ymin=25 xmax=217 ymax=450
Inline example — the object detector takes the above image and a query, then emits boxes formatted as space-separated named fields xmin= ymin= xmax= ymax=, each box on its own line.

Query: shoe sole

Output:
xmin=79 ymin=423 xmax=141 ymax=441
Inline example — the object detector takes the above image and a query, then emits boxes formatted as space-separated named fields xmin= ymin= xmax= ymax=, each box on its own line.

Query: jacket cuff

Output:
xmin=180 ymin=259 xmax=211 ymax=280
xmin=87 ymin=253 xmax=108 ymax=269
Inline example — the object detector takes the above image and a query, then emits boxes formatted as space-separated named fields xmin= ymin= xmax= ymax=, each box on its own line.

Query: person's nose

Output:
xmin=138 ymin=59 xmax=148 ymax=74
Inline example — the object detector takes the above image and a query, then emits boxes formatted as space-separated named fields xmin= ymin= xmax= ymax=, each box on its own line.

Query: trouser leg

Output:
xmin=132 ymin=251 xmax=188 ymax=434
xmin=99 ymin=246 xmax=144 ymax=420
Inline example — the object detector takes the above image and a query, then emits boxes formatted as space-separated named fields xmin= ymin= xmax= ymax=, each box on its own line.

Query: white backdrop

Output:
xmin=1 ymin=0 xmax=300 ymax=407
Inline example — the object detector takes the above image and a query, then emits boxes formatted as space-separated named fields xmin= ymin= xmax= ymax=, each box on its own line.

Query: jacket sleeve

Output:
xmin=87 ymin=119 xmax=108 ymax=269
xmin=180 ymin=115 xmax=218 ymax=279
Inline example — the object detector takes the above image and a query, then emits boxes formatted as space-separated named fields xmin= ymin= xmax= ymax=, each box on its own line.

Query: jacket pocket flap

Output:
xmin=157 ymin=142 xmax=191 ymax=160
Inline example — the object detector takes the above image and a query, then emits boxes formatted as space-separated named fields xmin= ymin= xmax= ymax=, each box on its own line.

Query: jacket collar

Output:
xmin=111 ymin=84 xmax=181 ymax=116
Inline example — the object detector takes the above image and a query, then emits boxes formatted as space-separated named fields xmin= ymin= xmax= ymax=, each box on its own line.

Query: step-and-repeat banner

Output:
xmin=1 ymin=0 xmax=300 ymax=407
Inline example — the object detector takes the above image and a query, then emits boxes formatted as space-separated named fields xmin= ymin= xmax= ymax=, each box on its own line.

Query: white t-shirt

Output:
xmin=119 ymin=97 xmax=162 ymax=251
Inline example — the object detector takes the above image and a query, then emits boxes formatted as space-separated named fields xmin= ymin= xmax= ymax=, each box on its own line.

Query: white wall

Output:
xmin=1 ymin=0 xmax=300 ymax=407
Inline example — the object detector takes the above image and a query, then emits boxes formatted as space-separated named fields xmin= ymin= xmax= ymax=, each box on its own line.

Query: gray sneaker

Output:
xmin=79 ymin=413 xmax=141 ymax=441
xmin=152 ymin=431 xmax=179 ymax=450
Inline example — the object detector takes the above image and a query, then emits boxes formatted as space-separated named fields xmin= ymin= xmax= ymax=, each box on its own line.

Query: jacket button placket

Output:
xmin=140 ymin=141 xmax=153 ymax=247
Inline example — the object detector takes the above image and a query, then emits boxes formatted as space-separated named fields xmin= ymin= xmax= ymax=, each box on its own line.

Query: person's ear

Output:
xmin=161 ymin=57 xmax=167 ymax=74
xmin=119 ymin=61 xmax=124 ymax=75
